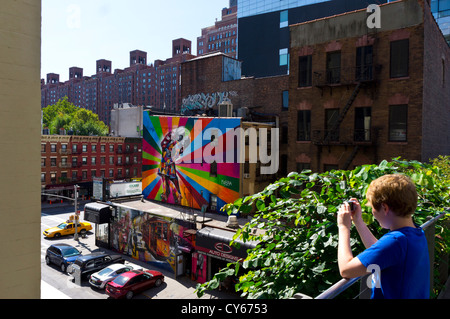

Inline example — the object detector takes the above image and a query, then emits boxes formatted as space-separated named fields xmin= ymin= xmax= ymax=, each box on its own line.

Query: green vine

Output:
xmin=195 ymin=158 xmax=450 ymax=299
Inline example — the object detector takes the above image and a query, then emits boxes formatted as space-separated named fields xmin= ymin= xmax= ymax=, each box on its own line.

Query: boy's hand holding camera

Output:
xmin=337 ymin=199 xmax=360 ymax=229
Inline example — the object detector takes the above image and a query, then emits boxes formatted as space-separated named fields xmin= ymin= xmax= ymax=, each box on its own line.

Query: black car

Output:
xmin=68 ymin=252 xmax=125 ymax=279
xmin=45 ymin=243 xmax=82 ymax=273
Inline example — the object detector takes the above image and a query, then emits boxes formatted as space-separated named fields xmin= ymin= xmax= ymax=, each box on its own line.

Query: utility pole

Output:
xmin=74 ymin=184 xmax=80 ymax=240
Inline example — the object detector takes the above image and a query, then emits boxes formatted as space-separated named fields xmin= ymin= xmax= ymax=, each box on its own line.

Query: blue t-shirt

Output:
xmin=356 ymin=227 xmax=430 ymax=299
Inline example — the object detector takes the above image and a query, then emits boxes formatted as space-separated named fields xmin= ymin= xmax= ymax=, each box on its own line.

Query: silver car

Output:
xmin=89 ymin=263 xmax=140 ymax=289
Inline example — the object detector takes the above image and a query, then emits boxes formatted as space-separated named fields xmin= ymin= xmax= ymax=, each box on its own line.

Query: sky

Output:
xmin=41 ymin=0 xmax=230 ymax=82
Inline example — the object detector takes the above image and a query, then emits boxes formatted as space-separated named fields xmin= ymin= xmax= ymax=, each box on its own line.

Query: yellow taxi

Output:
xmin=43 ymin=216 xmax=92 ymax=238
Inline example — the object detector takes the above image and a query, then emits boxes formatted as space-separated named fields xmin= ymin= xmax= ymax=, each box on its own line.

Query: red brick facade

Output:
xmin=288 ymin=0 xmax=450 ymax=173
xmin=41 ymin=135 xmax=142 ymax=198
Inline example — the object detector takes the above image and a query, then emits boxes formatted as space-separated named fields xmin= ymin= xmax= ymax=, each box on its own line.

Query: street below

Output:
xmin=41 ymin=202 xmax=237 ymax=300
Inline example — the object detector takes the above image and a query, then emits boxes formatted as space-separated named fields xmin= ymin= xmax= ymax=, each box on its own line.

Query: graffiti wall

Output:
xmin=180 ymin=91 xmax=237 ymax=114
xmin=142 ymin=113 xmax=241 ymax=213
xmin=110 ymin=206 xmax=195 ymax=273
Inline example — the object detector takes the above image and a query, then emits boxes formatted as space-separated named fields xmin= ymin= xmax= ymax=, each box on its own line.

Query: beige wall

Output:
xmin=0 ymin=0 xmax=41 ymax=298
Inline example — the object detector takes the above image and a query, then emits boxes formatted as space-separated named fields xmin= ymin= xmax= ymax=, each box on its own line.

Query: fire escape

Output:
xmin=312 ymin=43 xmax=380 ymax=170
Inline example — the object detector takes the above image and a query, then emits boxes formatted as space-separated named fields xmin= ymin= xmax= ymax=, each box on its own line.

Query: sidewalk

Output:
xmin=41 ymin=199 xmax=90 ymax=211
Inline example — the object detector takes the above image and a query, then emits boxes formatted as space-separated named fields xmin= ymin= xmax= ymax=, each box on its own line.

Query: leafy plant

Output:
xmin=195 ymin=158 xmax=450 ymax=299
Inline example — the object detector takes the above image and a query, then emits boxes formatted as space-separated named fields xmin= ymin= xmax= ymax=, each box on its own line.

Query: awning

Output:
xmin=84 ymin=203 xmax=112 ymax=224
xmin=196 ymin=227 xmax=258 ymax=262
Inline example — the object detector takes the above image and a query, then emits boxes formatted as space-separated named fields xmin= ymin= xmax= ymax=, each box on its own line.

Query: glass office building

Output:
xmin=431 ymin=0 xmax=450 ymax=45
xmin=237 ymin=0 xmax=388 ymax=77
xmin=238 ymin=0 xmax=331 ymax=18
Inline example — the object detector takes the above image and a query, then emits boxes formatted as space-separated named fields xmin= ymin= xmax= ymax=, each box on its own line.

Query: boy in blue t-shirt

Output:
xmin=337 ymin=174 xmax=430 ymax=299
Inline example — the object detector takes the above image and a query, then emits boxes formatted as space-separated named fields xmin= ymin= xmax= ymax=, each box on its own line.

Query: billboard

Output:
xmin=142 ymin=114 xmax=241 ymax=213
xmin=109 ymin=181 xmax=142 ymax=198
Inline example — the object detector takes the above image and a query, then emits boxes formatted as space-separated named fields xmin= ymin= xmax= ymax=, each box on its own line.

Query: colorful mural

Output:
xmin=110 ymin=206 xmax=195 ymax=273
xmin=142 ymin=114 xmax=241 ymax=213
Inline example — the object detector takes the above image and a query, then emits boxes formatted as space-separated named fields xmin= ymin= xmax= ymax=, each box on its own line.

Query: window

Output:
xmin=210 ymin=194 xmax=218 ymax=211
xmin=41 ymin=144 xmax=46 ymax=152
xmin=92 ymin=144 xmax=97 ymax=152
xmin=356 ymin=46 xmax=373 ymax=81
xmin=41 ymin=158 xmax=45 ymax=167
xmin=326 ymin=51 xmax=341 ymax=84
xmin=282 ymin=91 xmax=289 ymax=110
xmin=280 ymin=154 xmax=288 ymax=176
xmin=324 ymin=164 xmax=339 ymax=172
xmin=51 ymin=144 xmax=56 ymax=152
xmin=390 ymin=39 xmax=409 ymax=78
xmin=326 ymin=109 xmax=340 ymax=141
xmin=279 ymin=48 xmax=289 ymax=66
xmin=280 ymin=10 xmax=288 ymax=28
xmin=297 ymin=110 xmax=311 ymax=141
xmin=281 ymin=125 xmax=288 ymax=144
xmin=389 ymin=105 xmax=408 ymax=141
xmin=82 ymin=144 xmax=87 ymax=152
xmin=210 ymin=161 xmax=217 ymax=177
xmin=296 ymin=162 xmax=311 ymax=173
xmin=51 ymin=158 xmax=56 ymax=167
xmin=354 ymin=107 xmax=372 ymax=141
xmin=109 ymin=145 xmax=114 ymax=152
xmin=298 ymin=55 xmax=312 ymax=87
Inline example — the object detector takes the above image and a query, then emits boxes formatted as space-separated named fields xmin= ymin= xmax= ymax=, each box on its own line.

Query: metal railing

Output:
xmin=312 ymin=129 xmax=375 ymax=146
xmin=313 ymin=66 xmax=375 ymax=87
xmin=293 ymin=211 xmax=447 ymax=299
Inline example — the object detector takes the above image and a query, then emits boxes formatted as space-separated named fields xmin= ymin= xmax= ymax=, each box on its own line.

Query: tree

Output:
xmin=42 ymin=97 xmax=108 ymax=136
xmin=195 ymin=158 xmax=450 ymax=299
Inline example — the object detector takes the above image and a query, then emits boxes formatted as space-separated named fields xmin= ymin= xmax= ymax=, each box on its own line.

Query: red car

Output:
xmin=105 ymin=269 xmax=164 ymax=299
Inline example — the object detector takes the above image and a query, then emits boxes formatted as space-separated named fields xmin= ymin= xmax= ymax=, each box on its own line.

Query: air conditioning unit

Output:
xmin=218 ymin=101 xmax=233 ymax=117
xmin=244 ymin=173 xmax=250 ymax=178
xmin=237 ymin=107 xmax=248 ymax=119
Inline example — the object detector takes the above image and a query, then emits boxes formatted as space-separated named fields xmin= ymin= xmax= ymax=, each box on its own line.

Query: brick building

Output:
xmin=180 ymin=52 xmax=291 ymax=179
xmin=41 ymin=135 xmax=142 ymax=199
xmin=41 ymin=39 xmax=195 ymax=125
xmin=197 ymin=0 xmax=238 ymax=59
xmin=288 ymin=0 xmax=450 ymax=173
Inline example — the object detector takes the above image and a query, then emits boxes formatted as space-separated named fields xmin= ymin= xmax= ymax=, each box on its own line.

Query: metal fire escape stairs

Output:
xmin=322 ymin=81 xmax=362 ymax=145
xmin=321 ymin=82 xmax=362 ymax=170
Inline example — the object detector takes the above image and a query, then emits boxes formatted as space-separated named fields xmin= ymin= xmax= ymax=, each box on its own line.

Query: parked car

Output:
xmin=68 ymin=252 xmax=125 ymax=279
xmin=43 ymin=220 xmax=92 ymax=238
xmin=89 ymin=263 xmax=140 ymax=289
xmin=105 ymin=270 xmax=164 ymax=299
xmin=45 ymin=243 xmax=82 ymax=273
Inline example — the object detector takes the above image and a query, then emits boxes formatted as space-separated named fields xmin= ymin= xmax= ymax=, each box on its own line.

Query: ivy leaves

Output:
xmin=195 ymin=158 xmax=450 ymax=299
